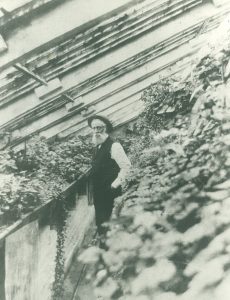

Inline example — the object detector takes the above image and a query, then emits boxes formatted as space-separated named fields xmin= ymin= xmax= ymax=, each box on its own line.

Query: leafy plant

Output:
xmin=0 ymin=134 xmax=93 ymax=221
xmin=139 ymin=77 xmax=194 ymax=132
xmin=79 ymin=20 xmax=230 ymax=300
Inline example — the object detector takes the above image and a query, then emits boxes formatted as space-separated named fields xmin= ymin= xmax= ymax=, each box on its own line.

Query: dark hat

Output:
xmin=87 ymin=115 xmax=113 ymax=133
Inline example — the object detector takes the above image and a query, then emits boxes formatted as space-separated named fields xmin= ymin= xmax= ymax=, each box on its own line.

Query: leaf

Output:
xmin=184 ymin=167 xmax=200 ymax=181
xmin=222 ymin=133 xmax=230 ymax=145
xmin=190 ymin=85 xmax=203 ymax=102
xmin=95 ymin=277 xmax=119 ymax=299
xmin=187 ymin=256 xmax=227 ymax=292
xmin=95 ymin=269 xmax=108 ymax=286
xmin=78 ymin=246 xmax=102 ymax=264
xmin=182 ymin=217 xmax=220 ymax=245
xmin=131 ymin=260 xmax=176 ymax=295
xmin=222 ymin=122 xmax=230 ymax=131
xmin=156 ymin=105 xmax=170 ymax=114
xmin=165 ymin=106 xmax=175 ymax=113
xmin=102 ymin=251 xmax=124 ymax=273
xmin=214 ymin=180 xmax=230 ymax=190
xmin=224 ymin=59 xmax=230 ymax=78
xmin=165 ymin=143 xmax=186 ymax=156
xmin=215 ymin=274 xmax=230 ymax=299
xmin=106 ymin=231 xmax=142 ymax=252
xmin=133 ymin=212 xmax=158 ymax=230
xmin=206 ymin=190 xmax=229 ymax=201
xmin=225 ymin=157 xmax=230 ymax=166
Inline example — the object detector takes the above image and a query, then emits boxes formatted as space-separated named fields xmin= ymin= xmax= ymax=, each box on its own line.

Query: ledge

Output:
xmin=0 ymin=170 xmax=89 ymax=241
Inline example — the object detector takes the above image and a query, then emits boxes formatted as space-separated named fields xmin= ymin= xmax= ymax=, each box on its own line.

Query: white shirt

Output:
xmin=110 ymin=142 xmax=131 ymax=189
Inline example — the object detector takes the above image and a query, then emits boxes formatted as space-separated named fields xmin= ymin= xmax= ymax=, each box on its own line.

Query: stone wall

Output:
xmin=0 ymin=186 xmax=94 ymax=300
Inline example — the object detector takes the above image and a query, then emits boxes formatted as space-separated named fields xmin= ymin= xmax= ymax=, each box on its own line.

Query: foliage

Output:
xmin=0 ymin=135 xmax=93 ymax=221
xmin=0 ymin=173 xmax=48 ymax=218
xmin=14 ymin=135 xmax=93 ymax=182
xmin=48 ymin=135 xmax=93 ymax=182
xmin=138 ymin=77 xmax=194 ymax=132
xmin=79 ymin=18 xmax=230 ymax=300
xmin=0 ymin=150 xmax=18 ymax=174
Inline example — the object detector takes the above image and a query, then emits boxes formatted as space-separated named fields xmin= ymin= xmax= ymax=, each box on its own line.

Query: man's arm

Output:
xmin=111 ymin=142 xmax=131 ymax=189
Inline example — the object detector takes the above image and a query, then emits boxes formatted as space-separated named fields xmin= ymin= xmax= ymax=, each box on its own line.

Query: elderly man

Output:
xmin=88 ymin=115 xmax=131 ymax=235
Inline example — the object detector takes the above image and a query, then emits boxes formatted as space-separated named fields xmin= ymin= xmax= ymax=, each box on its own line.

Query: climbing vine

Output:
xmin=51 ymin=197 xmax=68 ymax=300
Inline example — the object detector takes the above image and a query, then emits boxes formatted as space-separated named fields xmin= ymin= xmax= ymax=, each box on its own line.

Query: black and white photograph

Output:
xmin=0 ymin=0 xmax=230 ymax=299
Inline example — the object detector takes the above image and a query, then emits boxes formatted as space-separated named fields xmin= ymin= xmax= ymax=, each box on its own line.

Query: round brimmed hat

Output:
xmin=87 ymin=115 xmax=113 ymax=133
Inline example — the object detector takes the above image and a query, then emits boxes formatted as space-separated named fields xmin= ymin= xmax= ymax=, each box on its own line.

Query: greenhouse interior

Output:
xmin=0 ymin=0 xmax=230 ymax=299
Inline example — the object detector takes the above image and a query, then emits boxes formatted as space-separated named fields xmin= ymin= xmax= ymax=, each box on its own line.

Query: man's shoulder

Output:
xmin=112 ymin=140 xmax=121 ymax=145
xmin=111 ymin=142 xmax=124 ymax=153
xmin=108 ymin=137 xmax=122 ymax=148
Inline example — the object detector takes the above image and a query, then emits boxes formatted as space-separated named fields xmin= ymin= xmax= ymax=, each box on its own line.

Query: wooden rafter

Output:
xmin=14 ymin=63 xmax=47 ymax=86
xmin=62 ymin=94 xmax=74 ymax=103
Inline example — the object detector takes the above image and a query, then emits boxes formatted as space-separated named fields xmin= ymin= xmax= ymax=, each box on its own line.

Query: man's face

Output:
xmin=91 ymin=119 xmax=108 ymax=145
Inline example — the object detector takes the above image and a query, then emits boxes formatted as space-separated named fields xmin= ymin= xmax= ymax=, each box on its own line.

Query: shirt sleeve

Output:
xmin=111 ymin=142 xmax=131 ymax=188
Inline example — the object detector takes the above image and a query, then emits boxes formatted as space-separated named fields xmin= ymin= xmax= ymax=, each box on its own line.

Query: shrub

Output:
xmin=0 ymin=135 xmax=93 ymax=220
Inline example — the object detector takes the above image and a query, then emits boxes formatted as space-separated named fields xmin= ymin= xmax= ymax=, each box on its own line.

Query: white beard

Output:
xmin=92 ymin=133 xmax=108 ymax=146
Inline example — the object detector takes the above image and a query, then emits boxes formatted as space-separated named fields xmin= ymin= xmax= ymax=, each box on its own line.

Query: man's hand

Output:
xmin=111 ymin=181 xmax=119 ymax=189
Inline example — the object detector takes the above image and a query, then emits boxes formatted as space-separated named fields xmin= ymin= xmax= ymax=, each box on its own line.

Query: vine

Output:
xmin=51 ymin=196 xmax=68 ymax=300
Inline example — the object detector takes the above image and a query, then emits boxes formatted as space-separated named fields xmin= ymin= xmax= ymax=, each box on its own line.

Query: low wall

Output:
xmin=0 ymin=181 xmax=95 ymax=300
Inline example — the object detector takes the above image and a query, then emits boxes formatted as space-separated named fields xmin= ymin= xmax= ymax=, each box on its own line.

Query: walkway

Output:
xmin=64 ymin=233 xmax=99 ymax=300
xmin=73 ymin=265 xmax=97 ymax=300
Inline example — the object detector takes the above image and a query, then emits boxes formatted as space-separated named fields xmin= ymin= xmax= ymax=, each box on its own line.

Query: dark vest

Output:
xmin=90 ymin=137 xmax=120 ymax=188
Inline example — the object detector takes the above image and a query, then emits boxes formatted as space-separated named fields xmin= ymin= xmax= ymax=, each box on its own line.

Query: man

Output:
xmin=88 ymin=115 xmax=131 ymax=235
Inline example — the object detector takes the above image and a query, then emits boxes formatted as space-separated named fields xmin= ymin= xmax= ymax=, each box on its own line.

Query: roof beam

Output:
xmin=14 ymin=63 xmax=47 ymax=86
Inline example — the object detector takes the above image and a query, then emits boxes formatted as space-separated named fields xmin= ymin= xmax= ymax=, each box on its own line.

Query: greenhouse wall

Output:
xmin=0 ymin=185 xmax=94 ymax=300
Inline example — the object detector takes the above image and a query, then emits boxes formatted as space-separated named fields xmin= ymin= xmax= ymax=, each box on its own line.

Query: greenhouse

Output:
xmin=0 ymin=0 xmax=229 ymax=299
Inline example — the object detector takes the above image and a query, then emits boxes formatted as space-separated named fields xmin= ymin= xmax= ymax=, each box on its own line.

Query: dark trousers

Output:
xmin=93 ymin=185 xmax=121 ymax=235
